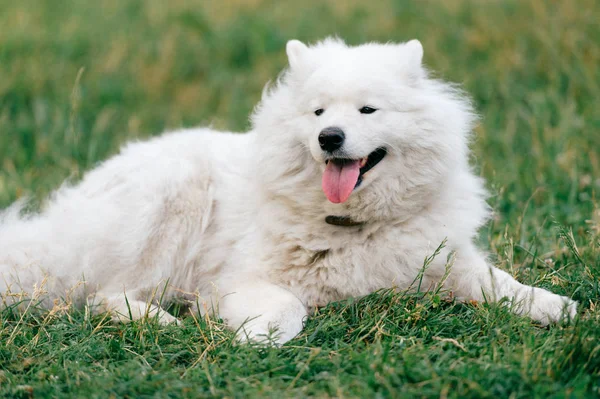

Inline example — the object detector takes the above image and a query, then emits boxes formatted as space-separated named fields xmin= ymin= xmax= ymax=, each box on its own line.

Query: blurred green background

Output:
xmin=0 ymin=0 xmax=599 ymax=397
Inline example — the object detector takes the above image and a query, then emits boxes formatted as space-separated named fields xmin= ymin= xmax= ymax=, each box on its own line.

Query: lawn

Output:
xmin=1 ymin=0 xmax=599 ymax=397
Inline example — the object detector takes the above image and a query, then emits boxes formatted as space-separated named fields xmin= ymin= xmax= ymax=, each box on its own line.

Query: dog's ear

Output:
xmin=405 ymin=39 xmax=423 ymax=68
xmin=401 ymin=39 xmax=424 ymax=81
xmin=286 ymin=40 xmax=310 ymax=71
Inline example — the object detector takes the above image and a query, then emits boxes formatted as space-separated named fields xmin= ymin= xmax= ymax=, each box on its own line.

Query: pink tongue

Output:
xmin=322 ymin=160 xmax=361 ymax=203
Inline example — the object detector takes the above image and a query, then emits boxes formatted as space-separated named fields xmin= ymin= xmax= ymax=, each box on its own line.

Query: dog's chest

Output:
xmin=265 ymin=225 xmax=401 ymax=307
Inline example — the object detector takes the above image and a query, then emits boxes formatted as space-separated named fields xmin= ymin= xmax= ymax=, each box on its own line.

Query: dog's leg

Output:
xmin=217 ymin=279 xmax=307 ymax=345
xmin=447 ymin=245 xmax=577 ymax=324
xmin=97 ymin=292 xmax=178 ymax=325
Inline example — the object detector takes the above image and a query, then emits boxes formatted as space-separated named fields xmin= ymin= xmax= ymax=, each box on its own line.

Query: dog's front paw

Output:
xmin=218 ymin=280 xmax=308 ymax=346
xmin=235 ymin=316 xmax=304 ymax=346
xmin=525 ymin=289 xmax=578 ymax=325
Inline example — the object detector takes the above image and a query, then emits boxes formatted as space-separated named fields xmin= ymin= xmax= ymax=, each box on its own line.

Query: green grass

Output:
xmin=1 ymin=0 xmax=599 ymax=397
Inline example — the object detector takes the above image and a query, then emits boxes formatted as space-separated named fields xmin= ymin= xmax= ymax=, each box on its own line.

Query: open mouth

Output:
xmin=322 ymin=147 xmax=387 ymax=203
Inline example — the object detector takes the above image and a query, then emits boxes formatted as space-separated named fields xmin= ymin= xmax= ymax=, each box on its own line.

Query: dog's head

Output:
xmin=253 ymin=38 xmax=476 ymax=221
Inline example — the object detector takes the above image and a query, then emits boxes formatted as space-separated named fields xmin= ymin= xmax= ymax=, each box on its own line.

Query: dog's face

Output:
xmin=253 ymin=38 xmax=474 ymax=219
xmin=286 ymin=39 xmax=427 ymax=204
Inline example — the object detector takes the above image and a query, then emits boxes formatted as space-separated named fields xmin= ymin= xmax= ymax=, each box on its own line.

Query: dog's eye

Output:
xmin=314 ymin=108 xmax=325 ymax=116
xmin=359 ymin=106 xmax=377 ymax=114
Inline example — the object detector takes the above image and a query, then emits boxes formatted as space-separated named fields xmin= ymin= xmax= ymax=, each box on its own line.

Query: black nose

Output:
xmin=318 ymin=127 xmax=345 ymax=153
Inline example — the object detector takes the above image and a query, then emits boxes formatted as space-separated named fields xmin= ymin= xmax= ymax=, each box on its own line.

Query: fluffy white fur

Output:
xmin=0 ymin=38 xmax=576 ymax=344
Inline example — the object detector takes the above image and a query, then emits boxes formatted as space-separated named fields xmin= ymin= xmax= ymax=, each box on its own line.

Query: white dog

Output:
xmin=0 ymin=38 xmax=576 ymax=344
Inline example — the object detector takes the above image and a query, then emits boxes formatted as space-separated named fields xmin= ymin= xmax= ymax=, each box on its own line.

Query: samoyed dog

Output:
xmin=0 ymin=38 xmax=576 ymax=344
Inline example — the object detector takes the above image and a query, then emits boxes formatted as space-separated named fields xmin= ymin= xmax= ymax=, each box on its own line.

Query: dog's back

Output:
xmin=0 ymin=128 xmax=252 ymax=311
